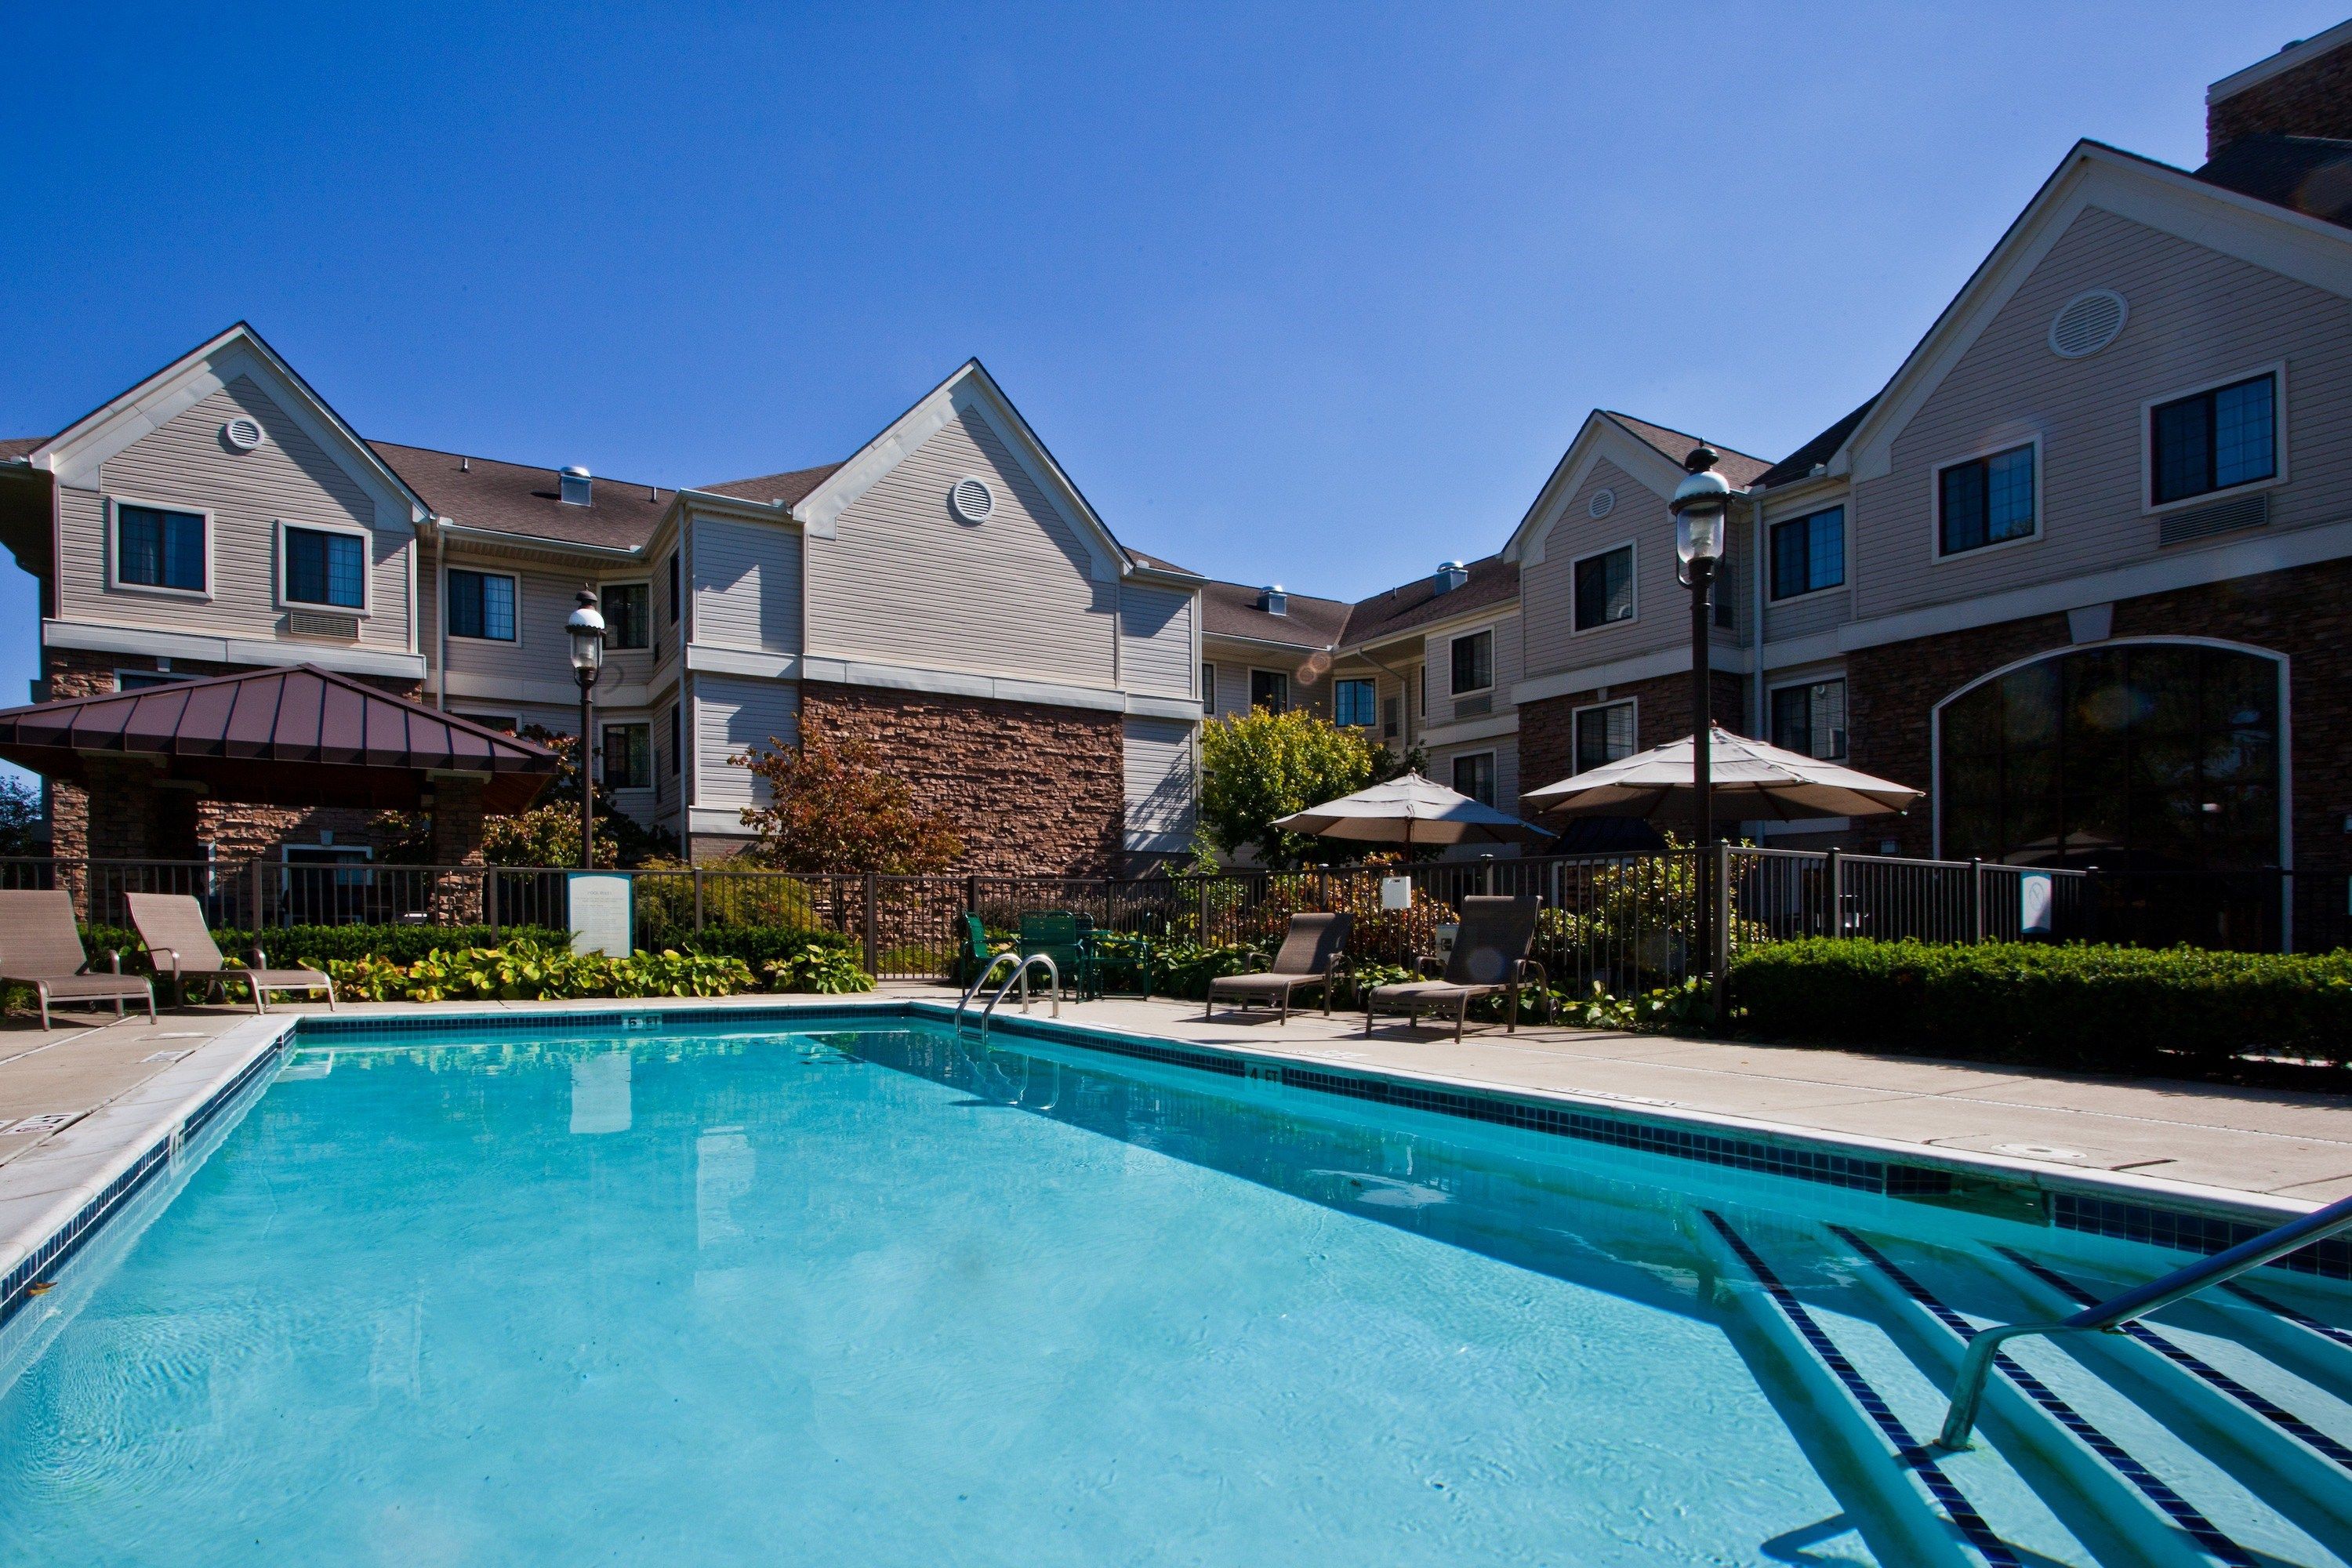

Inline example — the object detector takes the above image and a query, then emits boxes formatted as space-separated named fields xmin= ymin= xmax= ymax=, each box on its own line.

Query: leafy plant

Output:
xmin=732 ymin=720 xmax=962 ymax=873
xmin=760 ymin=943 xmax=876 ymax=994
xmin=322 ymin=937 xmax=754 ymax=1003
xmin=372 ymin=727 xmax=677 ymax=868
xmin=1198 ymin=707 xmax=1390 ymax=868
xmin=85 ymin=923 xmax=573 ymax=967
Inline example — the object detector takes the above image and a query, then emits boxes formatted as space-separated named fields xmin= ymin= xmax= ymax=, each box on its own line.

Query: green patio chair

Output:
xmin=957 ymin=913 xmax=997 ymax=986
xmin=1076 ymin=913 xmax=1153 ymax=997
xmin=1018 ymin=911 xmax=1096 ymax=1000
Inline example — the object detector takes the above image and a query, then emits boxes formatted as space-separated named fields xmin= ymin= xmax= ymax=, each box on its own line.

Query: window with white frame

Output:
xmin=1249 ymin=669 xmax=1289 ymax=712
xmin=1201 ymin=662 xmax=1216 ymax=713
xmin=1771 ymin=678 xmax=1848 ymax=761
xmin=1573 ymin=699 xmax=1635 ymax=773
xmin=114 ymin=502 xmax=207 ymax=593
xmin=1769 ymin=506 xmax=1845 ymax=600
xmin=447 ymin=568 xmax=518 ymax=641
xmin=2151 ymin=372 xmax=2277 ymax=506
xmin=283 ymin=524 xmax=367 ymax=610
xmin=602 ymin=582 xmax=650 ymax=649
xmin=1937 ymin=443 xmax=2036 ymax=556
xmin=1448 ymin=630 xmax=1493 ymax=695
xmin=1573 ymin=544 xmax=1635 ymax=630
xmin=603 ymin=721 xmax=653 ymax=789
xmin=1334 ymin=677 xmax=1377 ymax=727
xmin=1451 ymin=751 xmax=1496 ymax=806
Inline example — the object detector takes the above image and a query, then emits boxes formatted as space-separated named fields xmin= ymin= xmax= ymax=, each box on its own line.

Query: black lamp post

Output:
xmin=1671 ymin=446 xmax=1731 ymax=982
xmin=565 ymin=586 xmax=608 ymax=869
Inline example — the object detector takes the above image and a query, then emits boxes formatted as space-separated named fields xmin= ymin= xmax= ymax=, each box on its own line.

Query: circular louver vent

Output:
xmin=222 ymin=416 xmax=264 ymax=452
xmin=950 ymin=476 xmax=995 ymax=524
xmin=1588 ymin=488 xmax=1616 ymax=519
xmin=2049 ymin=289 xmax=2128 ymax=358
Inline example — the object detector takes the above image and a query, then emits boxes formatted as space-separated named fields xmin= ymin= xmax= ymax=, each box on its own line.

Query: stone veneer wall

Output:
xmin=1519 ymin=669 xmax=1745 ymax=828
xmin=753 ymin=681 xmax=1127 ymax=876
xmin=39 ymin=648 xmax=419 ymax=863
xmin=2209 ymin=38 xmax=2352 ymax=155
xmin=1846 ymin=560 xmax=2352 ymax=946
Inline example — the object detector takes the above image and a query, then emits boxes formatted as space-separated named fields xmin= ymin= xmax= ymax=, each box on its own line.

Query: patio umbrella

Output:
xmin=1272 ymin=772 xmax=1553 ymax=848
xmin=1521 ymin=728 xmax=1922 ymax=822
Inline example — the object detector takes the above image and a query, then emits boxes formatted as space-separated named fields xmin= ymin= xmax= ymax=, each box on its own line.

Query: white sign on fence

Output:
xmin=1380 ymin=876 xmax=1413 ymax=911
xmin=568 ymin=872 xmax=634 ymax=957
xmin=2018 ymin=871 xmax=2054 ymax=935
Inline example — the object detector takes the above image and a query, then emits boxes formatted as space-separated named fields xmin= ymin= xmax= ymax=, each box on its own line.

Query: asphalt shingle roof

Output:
xmin=2195 ymin=132 xmax=2352 ymax=228
xmin=1340 ymin=554 xmax=1518 ymax=647
xmin=1754 ymin=401 xmax=1876 ymax=488
xmin=371 ymin=441 xmax=673 ymax=550
xmin=695 ymin=463 xmax=844 ymax=508
xmin=1200 ymin=579 xmax=1352 ymax=648
xmin=1600 ymin=411 xmax=1772 ymax=488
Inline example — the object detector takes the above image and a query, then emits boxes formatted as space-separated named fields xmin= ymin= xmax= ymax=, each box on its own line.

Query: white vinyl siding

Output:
xmin=1118 ymin=585 xmax=1197 ymax=699
xmin=427 ymin=559 xmax=655 ymax=693
xmin=1522 ymin=456 xmax=1657 ymax=677
xmin=1422 ymin=616 xmax=1521 ymax=727
xmin=690 ymin=514 xmax=803 ymax=653
xmin=1122 ymin=717 xmax=1197 ymax=853
xmin=806 ymin=401 xmax=1116 ymax=688
xmin=693 ymin=675 xmax=800 ymax=809
xmin=64 ymin=375 xmax=410 ymax=649
xmin=1858 ymin=205 xmax=2352 ymax=617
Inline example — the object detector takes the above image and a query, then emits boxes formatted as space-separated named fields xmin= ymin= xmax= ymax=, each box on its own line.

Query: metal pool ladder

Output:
xmin=1936 ymin=1189 xmax=2352 ymax=1450
xmin=954 ymin=952 xmax=1061 ymax=1040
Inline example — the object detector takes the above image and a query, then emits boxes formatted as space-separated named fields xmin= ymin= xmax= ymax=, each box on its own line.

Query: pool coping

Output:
xmin=1 ymin=996 xmax=2341 ymax=1327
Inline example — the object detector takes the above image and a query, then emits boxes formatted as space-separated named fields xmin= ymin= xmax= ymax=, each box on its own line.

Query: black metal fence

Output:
xmin=2 ymin=847 xmax=2113 ymax=988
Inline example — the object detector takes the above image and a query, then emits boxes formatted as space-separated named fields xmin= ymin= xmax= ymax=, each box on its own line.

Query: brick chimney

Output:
xmin=2209 ymin=20 xmax=2352 ymax=157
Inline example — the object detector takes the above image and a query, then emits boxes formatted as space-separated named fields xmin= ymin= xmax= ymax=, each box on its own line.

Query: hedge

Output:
xmin=644 ymin=924 xmax=858 ymax=969
xmin=1726 ymin=938 xmax=2352 ymax=1071
xmin=82 ymin=924 xmax=573 ymax=967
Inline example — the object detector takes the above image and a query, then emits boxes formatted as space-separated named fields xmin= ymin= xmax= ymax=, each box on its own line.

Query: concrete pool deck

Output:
xmin=2 ymin=988 xmax=2347 ymax=1293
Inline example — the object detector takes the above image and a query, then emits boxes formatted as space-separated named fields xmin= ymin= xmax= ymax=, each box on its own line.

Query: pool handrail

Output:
xmin=1935 ymin=1190 xmax=2352 ymax=1450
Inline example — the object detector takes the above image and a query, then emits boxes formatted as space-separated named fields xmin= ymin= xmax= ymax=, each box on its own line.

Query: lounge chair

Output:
xmin=1205 ymin=912 xmax=1352 ymax=1023
xmin=0 ymin=889 xmax=157 ymax=1030
xmin=1364 ymin=895 xmax=1549 ymax=1041
xmin=125 ymin=893 xmax=337 ymax=1014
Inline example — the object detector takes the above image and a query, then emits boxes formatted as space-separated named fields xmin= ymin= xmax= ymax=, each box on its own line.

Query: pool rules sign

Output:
xmin=568 ymin=873 xmax=634 ymax=957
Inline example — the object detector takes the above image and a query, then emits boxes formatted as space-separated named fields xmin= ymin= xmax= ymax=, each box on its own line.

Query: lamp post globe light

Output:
xmin=566 ymin=586 xmax=608 ymax=869
xmin=1669 ymin=446 xmax=1730 ymax=989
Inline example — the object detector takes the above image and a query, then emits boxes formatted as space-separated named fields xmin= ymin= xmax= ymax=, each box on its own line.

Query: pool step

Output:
xmin=1704 ymin=1209 xmax=2352 ymax=1567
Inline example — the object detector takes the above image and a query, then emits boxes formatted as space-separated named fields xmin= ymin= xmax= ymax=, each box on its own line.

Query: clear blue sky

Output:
xmin=1 ymin=0 xmax=2339 ymax=721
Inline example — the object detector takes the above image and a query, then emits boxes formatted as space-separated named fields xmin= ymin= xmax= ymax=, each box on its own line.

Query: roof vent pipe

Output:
xmin=1258 ymin=585 xmax=1288 ymax=615
xmin=1433 ymin=561 xmax=1468 ymax=594
xmin=560 ymin=465 xmax=593 ymax=506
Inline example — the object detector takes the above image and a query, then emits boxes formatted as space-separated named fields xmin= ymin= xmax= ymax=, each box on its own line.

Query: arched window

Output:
xmin=1936 ymin=641 xmax=2281 ymax=873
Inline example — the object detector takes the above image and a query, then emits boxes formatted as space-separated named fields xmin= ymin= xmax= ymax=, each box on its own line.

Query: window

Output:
xmin=1573 ymin=544 xmax=1635 ymax=630
xmin=447 ymin=569 xmax=517 ymax=641
xmin=1770 ymin=679 xmax=1848 ymax=761
xmin=1201 ymin=662 xmax=1216 ymax=713
xmin=1573 ymin=700 xmax=1635 ymax=773
xmin=1381 ymin=695 xmax=1400 ymax=739
xmin=1451 ymin=752 xmax=1495 ymax=807
xmin=1448 ymin=631 xmax=1493 ymax=695
xmin=603 ymin=722 xmax=652 ymax=789
xmin=666 ymin=550 xmax=681 ymax=626
xmin=1938 ymin=443 xmax=2036 ymax=556
xmin=668 ymin=705 xmax=681 ymax=776
xmin=284 ymin=526 xmax=366 ymax=610
xmin=1769 ymin=506 xmax=1845 ymax=600
xmin=601 ymin=582 xmax=650 ymax=649
xmin=115 ymin=503 xmax=206 ymax=593
xmin=116 ymin=669 xmax=192 ymax=691
xmin=1334 ymin=677 xmax=1377 ymax=727
xmin=1249 ymin=669 xmax=1289 ymax=712
xmin=2151 ymin=373 xmax=2277 ymax=506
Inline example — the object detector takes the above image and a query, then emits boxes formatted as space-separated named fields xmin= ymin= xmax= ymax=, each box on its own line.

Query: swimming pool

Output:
xmin=1 ymin=1011 xmax=2346 ymax=1566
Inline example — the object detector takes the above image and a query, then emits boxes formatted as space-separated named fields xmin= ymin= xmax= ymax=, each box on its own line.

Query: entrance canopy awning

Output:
xmin=0 ymin=662 xmax=557 ymax=813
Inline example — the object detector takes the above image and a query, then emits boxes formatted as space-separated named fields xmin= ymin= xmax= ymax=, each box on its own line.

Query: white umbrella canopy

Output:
xmin=1522 ymin=727 xmax=1922 ymax=822
xmin=1272 ymin=772 xmax=1554 ymax=847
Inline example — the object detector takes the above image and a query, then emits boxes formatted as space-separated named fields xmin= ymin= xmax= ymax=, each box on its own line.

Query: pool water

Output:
xmin=0 ymin=1018 xmax=2344 ymax=1566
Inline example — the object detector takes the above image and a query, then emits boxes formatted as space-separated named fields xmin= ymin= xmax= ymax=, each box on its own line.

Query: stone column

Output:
xmin=427 ymin=774 xmax=488 ymax=924
xmin=79 ymin=757 xmax=161 ymax=926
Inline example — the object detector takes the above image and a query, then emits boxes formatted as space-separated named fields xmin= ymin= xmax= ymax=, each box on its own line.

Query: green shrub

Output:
xmin=760 ymin=942 xmax=876 ymax=994
xmin=323 ymin=937 xmax=754 ymax=1003
xmin=647 ymin=924 xmax=858 ymax=971
xmin=83 ymin=923 xmax=572 ymax=968
xmin=1726 ymin=938 xmax=2352 ymax=1071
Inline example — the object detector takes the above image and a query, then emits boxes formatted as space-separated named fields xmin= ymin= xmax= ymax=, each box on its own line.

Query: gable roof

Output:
xmin=1341 ymin=554 xmax=1519 ymax=647
xmin=372 ymin=441 xmax=673 ymax=551
xmin=1831 ymin=139 xmax=2352 ymax=484
xmin=2195 ymin=132 xmax=2352 ymax=228
xmin=1599 ymin=411 xmax=1771 ymax=486
xmin=1200 ymin=579 xmax=1352 ymax=648
xmin=695 ymin=462 xmax=843 ymax=509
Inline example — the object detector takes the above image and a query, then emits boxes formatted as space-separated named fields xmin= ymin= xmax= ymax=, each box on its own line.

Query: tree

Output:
xmin=1198 ymin=707 xmax=1392 ymax=868
xmin=733 ymin=722 xmax=961 ymax=873
xmin=0 ymin=775 xmax=45 ymax=857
